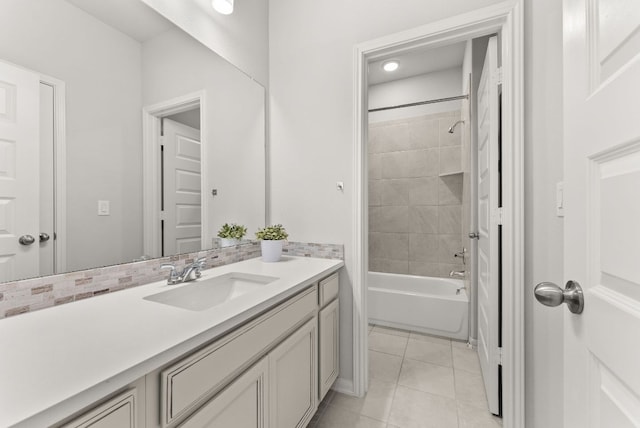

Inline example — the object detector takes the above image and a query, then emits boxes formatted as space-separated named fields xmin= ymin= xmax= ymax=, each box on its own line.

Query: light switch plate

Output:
xmin=98 ymin=200 xmax=110 ymax=216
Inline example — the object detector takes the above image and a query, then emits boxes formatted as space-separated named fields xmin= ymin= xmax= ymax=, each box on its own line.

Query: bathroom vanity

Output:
xmin=0 ymin=256 xmax=343 ymax=427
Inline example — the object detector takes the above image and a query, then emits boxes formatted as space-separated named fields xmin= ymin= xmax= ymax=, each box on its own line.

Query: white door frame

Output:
xmin=39 ymin=74 xmax=67 ymax=275
xmin=352 ymin=1 xmax=524 ymax=426
xmin=142 ymin=91 xmax=206 ymax=258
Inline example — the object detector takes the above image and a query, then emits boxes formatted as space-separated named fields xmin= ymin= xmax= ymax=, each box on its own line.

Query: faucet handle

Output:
xmin=454 ymin=248 xmax=467 ymax=265
xmin=449 ymin=270 xmax=466 ymax=279
xmin=190 ymin=257 xmax=206 ymax=279
xmin=161 ymin=263 xmax=180 ymax=284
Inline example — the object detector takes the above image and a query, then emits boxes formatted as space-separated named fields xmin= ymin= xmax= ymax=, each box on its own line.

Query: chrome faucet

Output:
xmin=161 ymin=264 xmax=181 ymax=284
xmin=161 ymin=257 xmax=206 ymax=285
xmin=181 ymin=257 xmax=206 ymax=282
xmin=449 ymin=270 xmax=466 ymax=279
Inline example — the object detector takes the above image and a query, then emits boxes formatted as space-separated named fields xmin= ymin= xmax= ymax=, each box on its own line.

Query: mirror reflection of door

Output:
xmin=161 ymin=113 xmax=202 ymax=257
xmin=0 ymin=60 xmax=44 ymax=283
xmin=0 ymin=60 xmax=63 ymax=283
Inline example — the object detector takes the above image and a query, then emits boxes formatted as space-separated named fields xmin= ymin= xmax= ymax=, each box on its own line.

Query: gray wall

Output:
xmin=269 ymin=0 xmax=505 ymax=391
xmin=270 ymin=0 xmax=566 ymax=424
xmin=141 ymin=0 xmax=269 ymax=86
xmin=142 ymin=28 xmax=266 ymax=248
xmin=524 ymin=0 xmax=565 ymax=426
xmin=0 ymin=0 xmax=144 ymax=272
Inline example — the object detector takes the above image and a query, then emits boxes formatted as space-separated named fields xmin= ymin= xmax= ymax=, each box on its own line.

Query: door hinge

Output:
xmin=494 ymin=207 xmax=503 ymax=225
xmin=497 ymin=347 xmax=504 ymax=365
xmin=159 ymin=211 xmax=166 ymax=221
xmin=494 ymin=67 xmax=503 ymax=85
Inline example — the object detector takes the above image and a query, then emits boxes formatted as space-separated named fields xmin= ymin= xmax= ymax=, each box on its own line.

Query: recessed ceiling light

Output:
xmin=382 ymin=61 xmax=399 ymax=72
xmin=212 ymin=0 xmax=234 ymax=15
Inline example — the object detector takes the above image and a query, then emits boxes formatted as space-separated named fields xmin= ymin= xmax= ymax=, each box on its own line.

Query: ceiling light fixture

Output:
xmin=212 ymin=0 xmax=234 ymax=15
xmin=382 ymin=60 xmax=399 ymax=72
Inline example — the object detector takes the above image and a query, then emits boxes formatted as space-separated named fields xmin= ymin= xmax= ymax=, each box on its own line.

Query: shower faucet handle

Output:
xmin=454 ymin=248 xmax=467 ymax=265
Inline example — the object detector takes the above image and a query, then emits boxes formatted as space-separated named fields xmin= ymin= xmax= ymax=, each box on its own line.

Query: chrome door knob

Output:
xmin=39 ymin=233 xmax=50 ymax=242
xmin=534 ymin=280 xmax=584 ymax=314
xmin=19 ymin=235 xmax=36 ymax=245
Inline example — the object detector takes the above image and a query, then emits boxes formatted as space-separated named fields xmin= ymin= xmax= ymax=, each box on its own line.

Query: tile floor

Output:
xmin=308 ymin=325 xmax=503 ymax=428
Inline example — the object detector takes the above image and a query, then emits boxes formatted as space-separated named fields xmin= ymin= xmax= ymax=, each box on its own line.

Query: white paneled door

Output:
xmin=562 ymin=0 xmax=640 ymax=426
xmin=162 ymin=119 xmax=201 ymax=256
xmin=476 ymin=36 xmax=500 ymax=415
xmin=0 ymin=61 xmax=39 ymax=282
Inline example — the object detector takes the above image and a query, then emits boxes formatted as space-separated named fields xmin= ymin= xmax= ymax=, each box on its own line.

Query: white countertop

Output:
xmin=0 ymin=256 xmax=343 ymax=427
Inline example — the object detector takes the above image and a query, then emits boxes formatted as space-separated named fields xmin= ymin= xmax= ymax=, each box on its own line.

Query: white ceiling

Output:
xmin=368 ymin=41 xmax=467 ymax=86
xmin=65 ymin=0 xmax=175 ymax=42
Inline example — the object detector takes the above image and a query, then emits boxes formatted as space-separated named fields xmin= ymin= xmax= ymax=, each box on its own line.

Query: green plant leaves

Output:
xmin=255 ymin=224 xmax=288 ymax=240
xmin=217 ymin=223 xmax=247 ymax=239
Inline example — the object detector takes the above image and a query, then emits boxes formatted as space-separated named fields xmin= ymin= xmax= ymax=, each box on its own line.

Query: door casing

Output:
xmin=39 ymin=74 xmax=66 ymax=276
xmin=142 ymin=91 xmax=206 ymax=258
xmin=352 ymin=2 xmax=525 ymax=426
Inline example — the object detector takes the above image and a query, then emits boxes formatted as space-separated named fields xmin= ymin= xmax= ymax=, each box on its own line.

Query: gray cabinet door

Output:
xmin=269 ymin=318 xmax=317 ymax=428
xmin=319 ymin=298 xmax=339 ymax=401
xmin=179 ymin=357 xmax=268 ymax=428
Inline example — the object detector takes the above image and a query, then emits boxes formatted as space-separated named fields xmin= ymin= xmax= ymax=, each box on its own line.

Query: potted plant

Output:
xmin=217 ymin=223 xmax=247 ymax=247
xmin=255 ymin=224 xmax=288 ymax=262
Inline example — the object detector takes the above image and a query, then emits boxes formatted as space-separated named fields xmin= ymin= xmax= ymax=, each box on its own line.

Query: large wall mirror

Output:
xmin=0 ymin=0 xmax=266 ymax=283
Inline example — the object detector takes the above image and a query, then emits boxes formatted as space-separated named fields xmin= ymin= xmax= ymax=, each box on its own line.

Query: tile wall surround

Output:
xmin=0 ymin=241 xmax=344 ymax=319
xmin=369 ymin=110 xmax=466 ymax=279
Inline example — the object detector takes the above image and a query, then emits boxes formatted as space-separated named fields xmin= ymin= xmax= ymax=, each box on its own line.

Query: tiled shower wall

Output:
xmin=368 ymin=111 xmax=465 ymax=278
xmin=0 ymin=241 xmax=344 ymax=319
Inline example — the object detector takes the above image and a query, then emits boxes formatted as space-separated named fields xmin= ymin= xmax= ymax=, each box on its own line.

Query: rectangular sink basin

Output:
xmin=144 ymin=272 xmax=278 ymax=311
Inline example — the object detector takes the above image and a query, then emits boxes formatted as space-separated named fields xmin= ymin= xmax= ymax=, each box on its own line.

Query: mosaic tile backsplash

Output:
xmin=0 ymin=241 xmax=344 ymax=319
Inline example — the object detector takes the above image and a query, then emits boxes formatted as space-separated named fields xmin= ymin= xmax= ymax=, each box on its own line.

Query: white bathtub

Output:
xmin=368 ymin=272 xmax=469 ymax=341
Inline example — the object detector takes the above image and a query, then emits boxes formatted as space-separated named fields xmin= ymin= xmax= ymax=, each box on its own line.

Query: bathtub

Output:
xmin=368 ymin=272 xmax=469 ymax=341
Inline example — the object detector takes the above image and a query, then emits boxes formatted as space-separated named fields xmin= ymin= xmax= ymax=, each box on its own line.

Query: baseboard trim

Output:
xmin=331 ymin=377 xmax=355 ymax=396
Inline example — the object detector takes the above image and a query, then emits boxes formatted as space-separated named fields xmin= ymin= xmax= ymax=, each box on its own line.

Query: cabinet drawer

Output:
xmin=61 ymin=388 xmax=137 ymax=428
xmin=178 ymin=357 xmax=268 ymax=428
xmin=161 ymin=286 xmax=317 ymax=427
xmin=319 ymin=273 xmax=339 ymax=307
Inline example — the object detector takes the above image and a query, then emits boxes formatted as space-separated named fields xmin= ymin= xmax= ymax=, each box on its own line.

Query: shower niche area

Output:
xmin=366 ymin=40 xmax=478 ymax=341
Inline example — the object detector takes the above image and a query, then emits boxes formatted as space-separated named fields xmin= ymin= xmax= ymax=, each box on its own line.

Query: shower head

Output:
xmin=447 ymin=120 xmax=465 ymax=134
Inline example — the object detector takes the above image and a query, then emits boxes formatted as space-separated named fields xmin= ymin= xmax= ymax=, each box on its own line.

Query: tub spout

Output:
xmin=449 ymin=270 xmax=465 ymax=279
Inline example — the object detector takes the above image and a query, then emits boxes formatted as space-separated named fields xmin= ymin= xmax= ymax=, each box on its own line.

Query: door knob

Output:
xmin=19 ymin=235 xmax=36 ymax=245
xmin=39 ymin=233 xmax=50 ymax=242
xmin=534 ymin=280 xmax=584 ymax=314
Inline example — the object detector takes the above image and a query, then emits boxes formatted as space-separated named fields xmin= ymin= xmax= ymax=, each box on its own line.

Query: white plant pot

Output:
xmin=219 ymin=238 xmax=241 ymax=248
xmin=261 ymin=240 xmax=284 ymax=262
